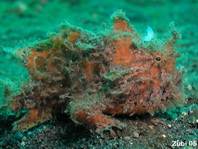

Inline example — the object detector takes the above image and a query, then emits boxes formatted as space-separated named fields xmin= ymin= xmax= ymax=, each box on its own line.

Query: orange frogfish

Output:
xmin=6 ymin=10 xmax=184 ymax=135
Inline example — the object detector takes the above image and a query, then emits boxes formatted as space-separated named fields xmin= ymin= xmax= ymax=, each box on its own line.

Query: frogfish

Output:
xmin=5 ymin=10 xmax=184 ymax=135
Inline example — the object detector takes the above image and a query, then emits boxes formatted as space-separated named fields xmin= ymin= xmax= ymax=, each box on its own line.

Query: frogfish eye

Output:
xmin=156 ymin=57 xmax=161 ymax=61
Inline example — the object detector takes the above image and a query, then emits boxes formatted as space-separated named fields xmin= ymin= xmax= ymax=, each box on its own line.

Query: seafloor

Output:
xmin=0 ymin=0 xmax=197 ymax=148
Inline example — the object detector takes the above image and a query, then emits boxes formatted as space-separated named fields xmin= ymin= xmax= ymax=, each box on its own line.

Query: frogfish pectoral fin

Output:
xmin=12 ymin=108 xmax=51 ymax=132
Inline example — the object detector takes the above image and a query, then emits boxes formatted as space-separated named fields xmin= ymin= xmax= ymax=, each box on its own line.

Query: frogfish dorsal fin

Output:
xmin=112 ymin=10 xmax=139 ymax=38
xmin=110 ymin=10 xmax=139 ymax=65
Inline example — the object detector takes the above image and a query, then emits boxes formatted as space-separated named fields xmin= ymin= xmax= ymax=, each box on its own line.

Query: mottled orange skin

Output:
xmin=8 ymin=11 xmax=183 ymax=135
